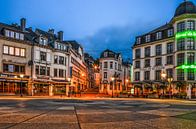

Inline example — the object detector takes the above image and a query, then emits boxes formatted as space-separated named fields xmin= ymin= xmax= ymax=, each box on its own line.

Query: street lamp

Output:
xmin=111 ymin=77 xmax=115 ymax=98
xmin=20 ymin=74 xmax=24 ymax=97
xmin=67 ymin=77 xmax=71 ymax=97
xmin=167 ymin=77 xmax=173 ymax=99
xmin=126 ymin=79 xmax=129 ymax=91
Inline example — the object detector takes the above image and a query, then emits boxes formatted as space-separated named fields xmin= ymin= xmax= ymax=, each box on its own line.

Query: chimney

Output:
xmin=48 ymin=29 xmax=54 ymax=34
xmin=58 ymin=31 xmax=63 ymax=41
xmin=20 ymin=18 xmax=26 ymax=31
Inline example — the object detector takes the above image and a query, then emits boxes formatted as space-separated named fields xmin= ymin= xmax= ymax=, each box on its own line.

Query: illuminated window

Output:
xmin=20 ymin=49 xmax=25 ymax=57
xmin=9 ymin=47 xmax=14 ymax=55
xmin=3 ymin=46 xmax=9 ymax=54
xmin=15 ymin=48 xmax=20 ymax=56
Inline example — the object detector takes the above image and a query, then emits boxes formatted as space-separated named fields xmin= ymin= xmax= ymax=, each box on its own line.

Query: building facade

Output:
xmin=0 ymin=18 xmax=90 ymax=96
xmin=99 ymin=49 xmax=131 ymax=96
xmin=132 ymin=1 xmax=196 ymax=98
xmin=0 ymin=18 xmax=32 ymax=95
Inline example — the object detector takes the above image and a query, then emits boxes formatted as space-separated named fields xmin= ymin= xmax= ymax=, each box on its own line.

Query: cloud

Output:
xmin=79 ymin=19 xmax=163 ymax=60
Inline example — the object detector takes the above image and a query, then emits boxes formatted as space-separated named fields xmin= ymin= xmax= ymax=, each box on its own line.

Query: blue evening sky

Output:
xmin=0 ymin=0 xmax=192 ymax=59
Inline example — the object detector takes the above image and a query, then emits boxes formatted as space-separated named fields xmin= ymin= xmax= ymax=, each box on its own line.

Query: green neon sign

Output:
xmin=175 ymin=30 xmax=196 ymax=39
xmin=178 ymin=65 xmax=196 ymax=69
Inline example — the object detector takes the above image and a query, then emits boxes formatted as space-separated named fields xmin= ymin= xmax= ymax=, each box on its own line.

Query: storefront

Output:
xmin=52 ymin=80 xmax=68 ymax=96
xmin=0 ymin=76 xmax=29 ymax=95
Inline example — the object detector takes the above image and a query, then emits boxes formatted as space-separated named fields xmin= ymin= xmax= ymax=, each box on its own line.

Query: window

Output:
xmin=104 ymin=72 xmax=107 ymax=79
xmin=145 ymin=35 xmax=151 ymax=42
xmin=135 ymin=72 xmax=140 ymax=81
xmin=155 ymin=57 xmax=162 ymax=66
xmin=135 ymin=49 xmax=141 ymax=59
xmin=115 ymin=62 xmax=117 ymax=70
xmin=40 ymin=66 xmax=46 ymax=75
xmin=110 ymin=62 xmax=113 ymax=69
xmin=65 ymin=57 xmax=67 ymax=66
xmin=36 ymin=66 xmax=39 ymax=75
xmin=40 ymin=51 xmax=47 ymax=61
xmin=3 ymin=64 xmax=24 ymax=73
xmin=104 ymin=62 xmax=108 ymax=68
xmin=144 ymin=71 xmax=150 ymax=80
xmin=187 ymin=52 xmax=195 ymax=65
xmin=19 ymin=34 xmax=24 ymax=40
xmin=168 ymin=29 xmax=173 ymax=37
xmin=177 ymin=39 xmax=185 ymax=50
xmin=3 ymin=45 xmax=25 ymax=57
xmin=156 ymin=32 xmax=162 ymax=40
xmin=15 ymin=48 xmax=20 ymax=56
xmin=145 ymin=59 xmax=150 ymax=67
xmin=54 ymin=69 xmax=58 ymax=77
xmin=54 ymin=55 xmax=58 ymax=64
xmin=9 ymin=47 xmax=14 ymax=55
xmin=5 ymin=30 xmax=9 ymax=37
xmin=104 ymin=52 xmax=107 ymax=57
xmin=47 ymin=67 xmax=50 ymax=76
xmin=59 ymin=69 xmax=64 ymax=77
xmin=167 ymin=42 xmax=173 ymax=54
xmin=187 ymin=38 xmax=195 ymax=50
xmin=135 ymin=61 xmax=140 ymax=68
xmin=3 ymin=46 xmax=9 ymax=54
xmin=187 ymin=69 xmax=195 ymax=80
xmin=177 ymin=53 xmax=185 ymax=66
xmin=166 ymin=56 xmax=173 ymax=65
xmin=166 ymin=69 xmax=173 ymax=78
xmin=187 ymin=20 xmax=195 ymax=30
xmin=15 ymin=33 xmax=19 ymax=39
xmin=59 ymin=56 xmax=64 ymax=65
xmin=155 ymin=70 xmax=161 ymax=80
xmin=177 ymin=69 xmax=184 ymax=81
xmin=145 ymin=47 xmax=151 ymax=57
xmin=20 ymin=49 xmax=25 ymax=57
xmin=177 ymin=22 xmax=185 ymax=32
xmin=156 ymin=44 xmax=162 ymax=56
xmin=10 ymin=31 xmax=14 ymax=38
xmin=136 ymin=37 xmax=141 ymax=44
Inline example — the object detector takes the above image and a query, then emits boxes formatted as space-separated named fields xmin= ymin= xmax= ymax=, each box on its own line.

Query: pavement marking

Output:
xmin=57 ymin=106 xmax=75 ymax=110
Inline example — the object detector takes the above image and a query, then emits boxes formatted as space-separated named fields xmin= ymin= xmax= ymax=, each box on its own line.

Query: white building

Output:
xmin=99 ymin=49 xmax=131 ymax=96
xmin=132 ymin=1 xmax=196 ymax=98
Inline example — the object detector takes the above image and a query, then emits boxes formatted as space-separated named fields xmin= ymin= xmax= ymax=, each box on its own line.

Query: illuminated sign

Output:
xmin=178 ymin=65 xmax=196 ymax=69
xmin=175 ymin=30 xmax=196 ymax=40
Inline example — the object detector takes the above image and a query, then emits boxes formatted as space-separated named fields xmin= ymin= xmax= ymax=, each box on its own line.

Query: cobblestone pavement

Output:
xmin=0 ymin=98 xmax=195 ymax=129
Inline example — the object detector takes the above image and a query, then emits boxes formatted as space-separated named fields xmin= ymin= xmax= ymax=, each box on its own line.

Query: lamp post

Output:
xmin=67 ymin=77 xmax=71 ymax=97
xmin=161 ymin=72 xmax=167 ymax=98
xmin=20 ymin=74 xmax=24 ymax=97
xmin=126 ymin=79 xmax=129 ymax=91
xmin=111 ymin=77 xmax=115 ymax=98
xmin=167 ymin=78 xmax=173 ymax=99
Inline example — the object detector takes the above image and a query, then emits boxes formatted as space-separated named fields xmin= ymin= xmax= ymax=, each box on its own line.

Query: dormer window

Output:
xmin=136 ymin=37 xmax=141 ymax=44
xmin=4 ymin=30 xmax=24 ymax=40
xmin=168 ymin=29 xmax=173 ymax=37
xmin=156 ymin=32 xmax=162 ymax=40
xmin=145 ymin=35 xmax=151 ymax=42
xmin=40 ymin=37 xmax=47 ymax=45
xmin=104 ymin=52 xmax=108 ymax=57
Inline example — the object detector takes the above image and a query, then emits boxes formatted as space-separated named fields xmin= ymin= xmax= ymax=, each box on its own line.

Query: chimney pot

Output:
xmin=20 ymin=18 xmax=26 ymax=31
